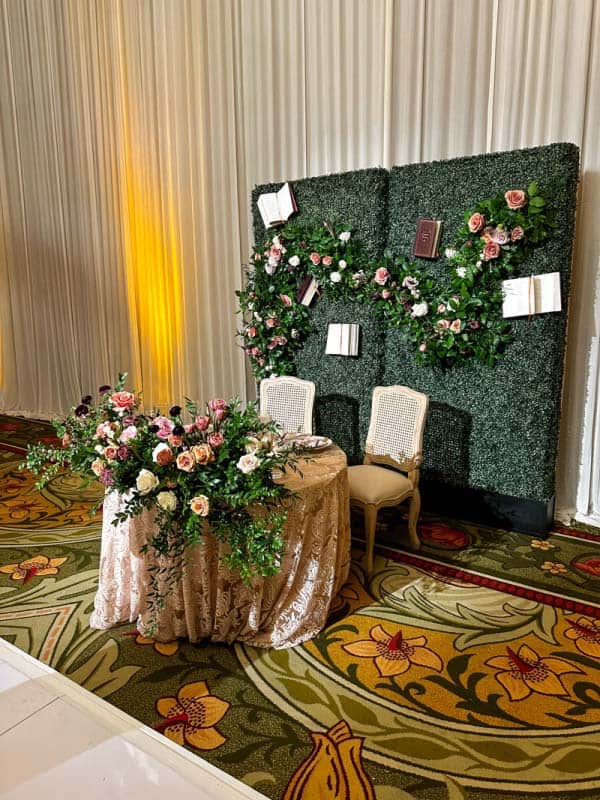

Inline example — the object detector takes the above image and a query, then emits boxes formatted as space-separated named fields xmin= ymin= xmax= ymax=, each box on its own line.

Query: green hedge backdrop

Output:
xmin=252 ymin=143 xmax=579 ymax=509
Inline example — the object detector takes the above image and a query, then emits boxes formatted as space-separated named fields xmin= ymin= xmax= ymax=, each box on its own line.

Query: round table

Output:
xmin=90 ymin=446 xmax=350 ymax=648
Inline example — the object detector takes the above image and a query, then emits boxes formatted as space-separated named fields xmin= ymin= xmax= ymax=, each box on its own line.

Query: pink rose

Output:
xmin=62 ymin=433 xmax=71 ymax=447
xmin=195 ymin=415 xmax=210 ymax=431
xmin=280 ymin=294 xmax=293 ymax=306
xmin=176 ymin=451 xmax=196 ymax=472
xmin=109 ymin=391 xmax=135 ymax=413
xmin=374 ymin=267 xmax=390 ymax=286
xmin=482 ymin=241 xmax=500 ymax=260
xmin=267 ymin=338 xmax=279 ymax=350
xmin=152 ymin=415 xmax=174 ymax=440
xmin=250 ymin=347 xmax=260 ymax=356
xmin=191 ymin=444 xmax=214 ymax=464
xmin=104 ymin=445 xmax=118 ymax=461
xmin=511 ymin=226 xmax=524 ymax=242
xmin=450 ymin=319 xmax=462 ymax=333
xmin=481 ymin=226 xmax=495 ymax=243
xmin=322 ymin=255 xmax=333 ymax=266
xmin=119 ymin=425 xmax=137 ymax=443
xmin=117 ymin=445 xmax=130 ymax=460
xmin=153 ymin=442 xmax=174 ymax=466
xmin=266 ymin=317 xmax=278 ymax=328
xmin=184 ymin=424 xmax=195 ymax=434
xmin=505 ymin=189 xmax=527 ymax=210
xmin=208 ymin=398 xmax=227 ymax=412
xmin=268 ymin=245 xmax=282 ymax=262
xmin=247 ymin=326 xmax=257 ymax=338
xmin=418 ymin=343 xmax=427 ymax=352
xmin=309 ymin=252 xmax=321 ymax=265
xmin=91 ymin=458 xmax=105 ymax=477
xmin=437 ymin=303 xmax=446 ymax=314
xmin=468 ymin=213 xmax=485 ymax=233
xmin=213 ymin=408 xmax=227 ymax=422
xmin=437 ymin=319 xmax=451 ymax=330
xmin=208 ymin=432 xmax=224 ymax=448
xmin=381 ymin=289 xmax=392 ymax=299
xmin=168 ymin=434 xmax=183 ymax=447
xmin=190 ymin=495 xmax=210 ymax=517
xmin=492 ymin=227 xmax=510 ymax=245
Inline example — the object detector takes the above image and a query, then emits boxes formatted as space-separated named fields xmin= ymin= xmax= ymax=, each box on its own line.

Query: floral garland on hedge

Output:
xmin=237 ymin=183 xmax=554 ymax=374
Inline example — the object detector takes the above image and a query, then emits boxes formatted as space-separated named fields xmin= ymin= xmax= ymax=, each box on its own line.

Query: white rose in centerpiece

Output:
xmin=157 ymin=490 xmax=177 ymax=511
xmin=330 ymin=271 xmax=342 ymax=283
xmin=411 ymin=301 xmax=429 ymax=318
xmin=237 ymin=453 xmax=259 ymax=474
xmin=339 ymin=231 xmax=351 ymax=242
xmin=288 ymin=255 xmax=300 ymax=267
xmin=136 ymin=468 xmax=159 ymax=495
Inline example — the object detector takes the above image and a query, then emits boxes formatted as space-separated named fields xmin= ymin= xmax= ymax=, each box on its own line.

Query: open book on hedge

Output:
xmin=502 ymin=272 xmax=562 ymax=318
xmin=257 ymin=182 xmax=298 ymax=228
xmin=325 ymin=323 xmax=360 ymax=356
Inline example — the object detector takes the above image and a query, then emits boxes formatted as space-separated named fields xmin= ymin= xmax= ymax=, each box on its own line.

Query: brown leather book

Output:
xmin=296 ymin=275 xmax=319 ymax=306
xmin=412 ymin=218 xmax=442 ymax=259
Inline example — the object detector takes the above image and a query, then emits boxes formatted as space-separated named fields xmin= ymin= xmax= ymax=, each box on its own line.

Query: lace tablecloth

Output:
xmin=90 ymin=446 xmax=350 ymax=648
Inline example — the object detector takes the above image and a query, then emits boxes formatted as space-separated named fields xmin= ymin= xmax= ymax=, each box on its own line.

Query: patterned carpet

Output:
xmin=1 ymin=413 xmax=600 ymax=799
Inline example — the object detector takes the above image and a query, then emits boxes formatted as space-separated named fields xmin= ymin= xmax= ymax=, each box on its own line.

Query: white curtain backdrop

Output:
xmin=0 ymin=0 xmax=598 ymax=520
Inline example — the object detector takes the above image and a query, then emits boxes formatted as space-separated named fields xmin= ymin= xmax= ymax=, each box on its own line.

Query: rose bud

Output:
xmin=81 ymin=395 xmax=93 ymax=405
xmin=74 ymin=404 xmax=89 ymax=417
xmin=98 ymin=384 xmax=111 ymax=394
xmin=169 ymin=405 xmax=182 ymax=417
xmin=208 ymin=432 xmax=224 ymax=448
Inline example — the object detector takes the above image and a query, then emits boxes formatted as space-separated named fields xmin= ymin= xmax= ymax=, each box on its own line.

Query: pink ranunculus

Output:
xmin=108 ymin=391 xmax=136 ymax=413
xmin=437 ymin=319 xmax=451 ymax=330
xmin=213 ymin=408 xmax=227 ymax=422
xmin=322 ymin=255 xmax=333 ymax=267
xmin=450 ymin=319 xmax=462 ymax=334
xmin=492 ymin=227 xmax=510 ymax=245
xmin=482 ymin=241 xmax=500 ymax=260
xmin=468 ymin=212 xmax=485 ymax=233
xmin=381 ymin=289 xmax=392 ymax=299
xmin=374 ymin=267 xmax=390 ymax=286
xmin=176 ymin=450 xmax=196 ymax=472
xmin=309 ymin=252 xmax=321 ymax=265
xmin=208 ymin=398 xmax=227 ymax=412
xmin=104 ymin=445 xmax=118 ymax=461
xmin=280 ymin=294 xmax=293 ymax=306
xmin=511 ymin=226 xmax=524 ymax=242
xmin=168 ymin=434 xmax=183 ymax=448
xmin=119 ymin=425 xmax=138 ymax=443
xmin=247 ymin=326 xmax=257 ymax=338
xmin=195 ymin=415 xmax=210 ymax=431
xmin=208 ymin=432 xmax=224 ymax=448
xmin=505 ymin=189 xmax=527 ymax=210
xmin=266 ymin=317 xmax=278 ymax=328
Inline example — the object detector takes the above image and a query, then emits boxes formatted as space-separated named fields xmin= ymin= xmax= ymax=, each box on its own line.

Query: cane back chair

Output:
xmin=259 ymin=376 xmax=316 ymax=435
xmin=349 ymin=385 xmax=429 ymax=574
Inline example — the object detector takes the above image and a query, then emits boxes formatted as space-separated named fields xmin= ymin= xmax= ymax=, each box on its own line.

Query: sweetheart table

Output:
xmin=90 ymin=446 xmax=350 ymax=648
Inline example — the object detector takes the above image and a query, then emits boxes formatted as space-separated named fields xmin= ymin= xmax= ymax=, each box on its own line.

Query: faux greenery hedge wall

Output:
xmin=251 ymin=144 xmax=579 ymax=503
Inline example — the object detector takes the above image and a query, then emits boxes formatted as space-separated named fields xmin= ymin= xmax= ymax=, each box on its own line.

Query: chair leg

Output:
xmin=363 ymin=504 xmax=378 ymax=575
xmin=407 ymin=490 xmax=421 ymax=550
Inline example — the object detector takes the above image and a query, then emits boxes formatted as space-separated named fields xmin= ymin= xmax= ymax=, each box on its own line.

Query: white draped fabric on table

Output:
xmin=90 ymin=447 xmax=350 ymax=649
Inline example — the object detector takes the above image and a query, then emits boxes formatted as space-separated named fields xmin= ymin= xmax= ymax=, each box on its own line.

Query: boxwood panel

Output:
xmin=384 ymin=143 xmax=579 ymax=501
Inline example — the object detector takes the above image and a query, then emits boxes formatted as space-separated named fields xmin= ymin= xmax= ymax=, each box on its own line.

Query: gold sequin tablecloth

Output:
xmin=90 ymin=446 xmax=350 ymax=648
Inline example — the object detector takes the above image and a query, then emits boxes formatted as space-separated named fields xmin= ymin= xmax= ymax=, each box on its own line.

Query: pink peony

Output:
xmin=505 ymin=189 xmax=527 ymax=210
xmin=195 ymin=415 xmax=210 ymax=431
xmin=208 ymin=432 xmax=224 ymax=448
xmin=176 ymin=451 xmax=196 ymax=472
xmin=374 ymin=267 xmax=390 ymax=286
xmin=482 ymin=241 xmax=500 ymax=260
xmin=511 ymin=226 xmax=524 ymax=242
xmin=468 ymin=212 xmax=485 ymax=233
xmin=322 ymin=255 xmax=333 ymax=267
xmin=152 ymin=415 xmax=175 ymax=440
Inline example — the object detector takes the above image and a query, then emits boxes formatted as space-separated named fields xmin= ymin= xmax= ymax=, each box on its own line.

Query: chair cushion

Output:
xmin=348 ymin=464 xmax=413 ymax=505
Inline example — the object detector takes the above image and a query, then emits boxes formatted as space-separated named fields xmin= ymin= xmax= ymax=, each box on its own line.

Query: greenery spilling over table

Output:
xmin=238 ymin=184 xmax=554 ymax=377
xmin=25 ymin=376 xmax=300 ymax=611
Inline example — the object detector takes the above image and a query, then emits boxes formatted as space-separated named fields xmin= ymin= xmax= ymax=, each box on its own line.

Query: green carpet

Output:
xmin=1 ymin=414 xmax=600 ymax=800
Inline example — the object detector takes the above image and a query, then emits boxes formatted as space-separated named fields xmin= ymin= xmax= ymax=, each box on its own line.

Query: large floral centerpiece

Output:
xmin=25 ymin=375 xmax=298 ymax=609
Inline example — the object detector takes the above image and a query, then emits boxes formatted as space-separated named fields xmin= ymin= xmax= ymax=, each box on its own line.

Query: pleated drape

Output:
xmin=0 ymin=0 xmax=598 ymax=517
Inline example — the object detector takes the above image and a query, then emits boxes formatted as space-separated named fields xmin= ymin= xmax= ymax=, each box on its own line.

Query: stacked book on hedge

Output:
xmin=325 ymin=323 xmax=360 ymax=356
xmin=502 ymin=272 xmax=562 ymax=318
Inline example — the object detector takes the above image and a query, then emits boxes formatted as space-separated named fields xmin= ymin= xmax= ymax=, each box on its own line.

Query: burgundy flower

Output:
xmin=98 ymin=384 xmax=111 ymax=394
xmin=117 ymin=445 xmax=130 ymax=461
xmin=81 ymin=395 xmax=93 ymax=405
xmin=100 ymin=468 xmax=114 ymax=486
xmin=74 ymin=404 xmax=89 ymax=417
xmin=469 ymin=320 xmax=480 ymax=330
xmin=169 ymin=405 xmax=182 ymax=417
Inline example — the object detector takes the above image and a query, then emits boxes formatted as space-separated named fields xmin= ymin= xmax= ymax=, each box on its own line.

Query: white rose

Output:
xmin=156 ymin=490 xmax=177 ymax=512
xmin=456 ymin=266 xmax=466 ymax=278
xmin=445 ymin=247 xmax=457 ymax=259
xmin=411 ymin=302 xmax=429 ymax=318
xmin=245 ymin=436 xmax=260 ymax=454
xmin=95 ymin=444 xmax=104 ymax=454
xmin=288 ymin=255 xmax=300 ymax=267
xmin=339 ymin=231 xmax=351 ymax=242
xmin=476 ymin=260 xmax=482 ymax=268
xmin=254 ymin=312 xmax=262 ymax=321
xmin=338 ymin=259 xmax=347 ymax=270
xmin=330 ymin=271 xmax=342 ymax=283
xmin=136 ymin=468 xmax=159 ymax=496
xmin=265 ymin=261 xmax=277 ymax=275
xmin=352 ymin=271 xmax=367 ymax=286
xmin=237 ymin=453 xmax=259 ymax=474
xmin=152 ymin=443 xmax=171 ymax=463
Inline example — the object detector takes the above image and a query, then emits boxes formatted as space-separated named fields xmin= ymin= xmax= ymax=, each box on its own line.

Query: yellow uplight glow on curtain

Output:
xmin=122 ymin=153 xmax=183 ymax=409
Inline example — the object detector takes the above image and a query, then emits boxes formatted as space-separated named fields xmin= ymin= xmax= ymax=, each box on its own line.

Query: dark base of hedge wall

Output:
xmin=421 ymin=481 xmax=554 ymax=537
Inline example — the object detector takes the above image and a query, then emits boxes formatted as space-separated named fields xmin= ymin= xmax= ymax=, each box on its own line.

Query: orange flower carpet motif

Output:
xmin=2 ymin=414 xmax=600 ymax=799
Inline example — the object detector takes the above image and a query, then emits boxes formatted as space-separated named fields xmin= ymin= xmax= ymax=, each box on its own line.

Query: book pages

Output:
xmin=502 ymin=273 xmax=562 ymax=318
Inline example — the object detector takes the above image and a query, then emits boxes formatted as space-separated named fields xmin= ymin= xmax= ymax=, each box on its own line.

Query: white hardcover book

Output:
xmin=326 ymin=323 xmax=360 ymax=356
xmin=502 ymin=273 xmax=562 ymax=318
xmin=326 ymin=323 xmax=342 ymax=355
xmin=257 ymin=182 xmax=298 ymax=228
